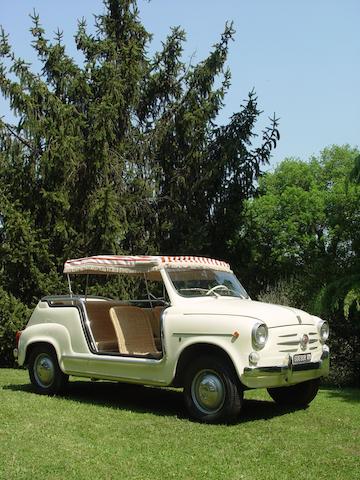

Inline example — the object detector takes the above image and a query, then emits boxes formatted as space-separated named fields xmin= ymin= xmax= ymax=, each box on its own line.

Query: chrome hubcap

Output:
xmin=34 ymin=354 xmax=55 ymax=388
xmin=191 ymin=369 xmax=225 ymax=414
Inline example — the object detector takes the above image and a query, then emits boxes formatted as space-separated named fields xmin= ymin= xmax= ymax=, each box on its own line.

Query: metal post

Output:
xmin=67 ymin=274 xmax=73 ymax=298
xmin=143 ymin=273 xmax=154 ymax=309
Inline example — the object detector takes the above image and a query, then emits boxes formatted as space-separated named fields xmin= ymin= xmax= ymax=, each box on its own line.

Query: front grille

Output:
xmin=273 ymin=329 xmax=319 ymax=353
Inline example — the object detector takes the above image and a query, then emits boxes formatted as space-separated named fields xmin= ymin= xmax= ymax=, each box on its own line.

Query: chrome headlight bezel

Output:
xmin=317 ymin=320 xmax=330 ymax=343
xmin=252 ymin=322 xmax=268 ymax=350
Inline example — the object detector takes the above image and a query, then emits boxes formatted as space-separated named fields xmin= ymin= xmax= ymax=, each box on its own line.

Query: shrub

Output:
xmin=256 ymin=277 xmax=307 ymax=310
xmin=0 ymin=288 xmax=32 ymax=367
xmin=258 ymin=278 xmax=360 ymax=387
xmin=325 ymin=335 xmax=360 ymax=387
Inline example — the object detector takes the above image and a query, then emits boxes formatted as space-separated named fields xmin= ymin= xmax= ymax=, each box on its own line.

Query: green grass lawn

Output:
xmin=0 ymin=368 xmax=359 ymax=480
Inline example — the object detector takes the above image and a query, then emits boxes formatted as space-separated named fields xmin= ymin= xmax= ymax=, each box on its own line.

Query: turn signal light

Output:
xmin=15 ymin=331 xmax=22 ymax=347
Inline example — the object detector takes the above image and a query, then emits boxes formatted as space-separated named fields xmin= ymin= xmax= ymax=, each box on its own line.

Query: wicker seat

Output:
xmin=85 ymin=301 xmax=120 ymax=352
xmin=110 ymin=306 xmax=161 ymax=358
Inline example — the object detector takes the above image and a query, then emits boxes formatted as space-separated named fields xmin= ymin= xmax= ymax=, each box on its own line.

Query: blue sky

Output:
xmin=1 ymin=0 xmax=359 ymax=168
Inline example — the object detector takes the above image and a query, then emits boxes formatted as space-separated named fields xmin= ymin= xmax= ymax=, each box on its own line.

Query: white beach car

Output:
xmin=14 ymin=255 xmax=329 ymax=423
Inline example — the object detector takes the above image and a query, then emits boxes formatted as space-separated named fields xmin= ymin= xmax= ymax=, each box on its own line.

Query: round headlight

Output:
xmin=252 ymin=323 xmax=268 ymax=350
xmin=318 ymin=320 xmax=329 ymax=343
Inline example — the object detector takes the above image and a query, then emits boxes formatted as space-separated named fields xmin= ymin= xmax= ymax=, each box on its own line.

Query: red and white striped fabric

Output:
xmin=64 ymin=255 xmax=231 ymax=274
xmin=64 ymin=255 xmax=159 ymax=274
xmin=160 ymin=256 xmax=230 ymax=271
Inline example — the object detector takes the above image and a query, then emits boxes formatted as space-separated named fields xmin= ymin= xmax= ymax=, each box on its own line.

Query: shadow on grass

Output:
xmin=4 ymin=380 xmax=302 ymax=423
xmin=241 ymin=398 xmax=301 ymax=422
xmin=320 ymin=386 xmax=360 ymax=404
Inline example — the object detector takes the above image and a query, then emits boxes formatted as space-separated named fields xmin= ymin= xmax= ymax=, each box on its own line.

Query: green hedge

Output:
xmin=258 ymin=280 xmax=360 ymax=387
xmin=0 ymin=288 xmax=32 ymax=367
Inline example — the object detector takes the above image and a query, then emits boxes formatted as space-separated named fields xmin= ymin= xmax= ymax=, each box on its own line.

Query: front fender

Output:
xmin=170 ymin=334 xmax=248 ymax=384
xmin=163 ymin=312 xmax=257 ymax=385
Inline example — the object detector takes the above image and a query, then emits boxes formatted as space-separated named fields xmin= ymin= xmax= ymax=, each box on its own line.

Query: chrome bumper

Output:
xmin=242 ymin=349 xmax=329 ymax=388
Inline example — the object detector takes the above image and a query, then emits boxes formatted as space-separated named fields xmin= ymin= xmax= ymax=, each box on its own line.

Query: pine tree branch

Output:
xmin=0 ymin=119 xmax=41 ymax=155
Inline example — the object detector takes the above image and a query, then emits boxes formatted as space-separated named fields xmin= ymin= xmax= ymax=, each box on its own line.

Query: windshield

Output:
xmin=167 ymin=269 xmax=249 ymax=299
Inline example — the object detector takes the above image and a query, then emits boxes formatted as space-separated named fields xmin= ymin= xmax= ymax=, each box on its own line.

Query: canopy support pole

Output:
xmin=67 ymin=274 xmax=73 ymax=298
xmin=144 ymin=273 xmax=153 ymax=309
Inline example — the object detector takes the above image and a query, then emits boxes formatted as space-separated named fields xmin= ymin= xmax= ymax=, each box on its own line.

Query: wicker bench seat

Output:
xmin=85 ymin=300 xmax=163 ymax=357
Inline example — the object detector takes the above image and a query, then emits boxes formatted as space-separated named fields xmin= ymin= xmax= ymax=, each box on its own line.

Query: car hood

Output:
xmin=178 ymin=297 xmax=314 ymax=328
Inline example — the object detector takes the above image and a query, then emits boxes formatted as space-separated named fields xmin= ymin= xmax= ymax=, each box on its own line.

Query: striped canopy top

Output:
xmin=63 ymin=255 xmax=231 ymax=275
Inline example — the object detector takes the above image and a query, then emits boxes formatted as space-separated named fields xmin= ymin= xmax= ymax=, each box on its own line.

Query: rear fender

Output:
xmin=18 ymin=323 xmax=72 ymax=371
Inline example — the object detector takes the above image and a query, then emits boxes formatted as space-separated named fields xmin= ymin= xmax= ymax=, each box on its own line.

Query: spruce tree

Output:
xmin=0 ymin=0 xmax=278 ymax=364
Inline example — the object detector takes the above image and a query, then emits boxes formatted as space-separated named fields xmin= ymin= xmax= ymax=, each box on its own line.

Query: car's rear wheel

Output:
xmin=267 ymin=378 xmax=320 ymax=407
xmin=183 ymin=355 xmax=243 ymax=423
xmin=28 ymin=345 xmax=68 ymax=395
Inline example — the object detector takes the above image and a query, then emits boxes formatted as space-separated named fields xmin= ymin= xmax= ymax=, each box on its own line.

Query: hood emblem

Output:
xmin=297 ymin=315 xmax=302 ymax=324
xmin=300 ymin=334 xmax=309 ymax=350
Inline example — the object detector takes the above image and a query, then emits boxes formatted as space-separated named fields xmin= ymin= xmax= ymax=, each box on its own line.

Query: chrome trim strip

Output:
xmin=79 ymin=298 xmax=97 ymax=352
xmin=61 ymin=353 xmax=164 ymax=365
xmin=172 ymin=332 xmax=233 ymax=338
xmin=268 ymin=324 xmax=313 ymax=329
xmin=159 ymin=309 xmax=167 ymax=359
xmin=182 ymin=313 xmax=261 ymax=321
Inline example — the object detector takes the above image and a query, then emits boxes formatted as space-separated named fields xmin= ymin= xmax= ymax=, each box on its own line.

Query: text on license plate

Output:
xmin=293 ymin=353 xmax=311 ymax=364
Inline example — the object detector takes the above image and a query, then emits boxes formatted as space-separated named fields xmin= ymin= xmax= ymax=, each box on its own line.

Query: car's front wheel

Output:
xmin=28 ymin=345 xmax=69 ymax=395
xmin=183 ymin=355 xmax=243 ymax=423
xmin=267 ymin=378 xmax=320 ymax=407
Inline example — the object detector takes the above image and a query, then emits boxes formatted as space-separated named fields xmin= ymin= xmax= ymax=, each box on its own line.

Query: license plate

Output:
xmin=293 ymin=353 xmax=311 ymax=364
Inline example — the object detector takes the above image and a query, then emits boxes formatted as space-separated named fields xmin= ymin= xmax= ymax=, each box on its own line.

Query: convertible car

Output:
xmin=14 ymin=255 xmax=329 ymax=423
